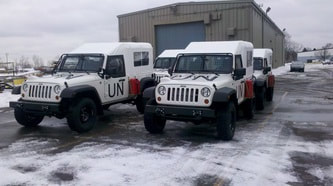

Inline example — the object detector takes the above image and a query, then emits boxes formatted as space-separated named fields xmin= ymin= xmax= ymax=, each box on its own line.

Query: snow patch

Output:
xmin=272 ymin=63 xmax=291 ymax=76
xmin=0 ymin=89 xmax=20 ymax=108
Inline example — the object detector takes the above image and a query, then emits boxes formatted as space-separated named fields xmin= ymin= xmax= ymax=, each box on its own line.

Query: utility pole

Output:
xmin=5 ymin=53 xmax=9 ymax=74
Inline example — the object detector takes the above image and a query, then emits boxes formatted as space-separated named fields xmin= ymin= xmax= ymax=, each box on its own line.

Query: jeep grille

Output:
xmin=28 ymin=85 xmax=53 ymax=99
xmin=166 ymin=87 xmax=199 ymax=102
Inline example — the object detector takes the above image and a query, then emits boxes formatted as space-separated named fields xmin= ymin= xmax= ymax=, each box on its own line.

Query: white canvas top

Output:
xmin=183 ymin=41 xmax=253 ymax=54
xmin=69 ymin=42 xmax=152 ymax=55
xmin=253 ymin=48 xmax=273 ymax=58
xmin=158 ymin=49 xmax=184 ymax=58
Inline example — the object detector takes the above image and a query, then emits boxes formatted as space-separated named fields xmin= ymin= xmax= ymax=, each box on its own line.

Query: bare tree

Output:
xmin=315 ymin=43 xmax=333 ymax=61
xmin=18 ymin=56 xmax=32 ymax=68
xmin=32 ymin=55 xmax=44 ymax=68
xmin=284 ymin=32 xmax=303 ymax=62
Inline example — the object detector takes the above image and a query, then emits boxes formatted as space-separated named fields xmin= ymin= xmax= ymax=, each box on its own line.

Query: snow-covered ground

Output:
xmin=0 ymin=120 xmax=332 ymax=185
xmin=0 ymin=89 xmax=20 ymax=108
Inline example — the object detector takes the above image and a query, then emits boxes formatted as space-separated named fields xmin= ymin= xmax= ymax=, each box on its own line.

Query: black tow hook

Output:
xmin=42 ymin=106 xmax=49 ymax=112
xmin=193 ymin=110 xmax=203 ymax=117
xmin=155 ymin=108 xmax=165 ymax=116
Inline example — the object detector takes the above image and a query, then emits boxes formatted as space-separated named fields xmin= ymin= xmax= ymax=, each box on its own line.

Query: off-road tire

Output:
xmin=243 ymin=98 xmax=255 ymax=120
xmin=216 ymin=102 xmax=237 ymax=140
xmin=266 ymin=87 xmax=274 ymax=102
xmin=136 ymin=95 xmax=148 ymax=114
xmin=14 ymin=108 xmax=44 ymax=127
xmin=67 ymin=98 xmax=97 ymax=133
xmin=144 ymin=99 xmax=166 ymax=134
xmin=256 ymin=86 xmax=266 ymax=110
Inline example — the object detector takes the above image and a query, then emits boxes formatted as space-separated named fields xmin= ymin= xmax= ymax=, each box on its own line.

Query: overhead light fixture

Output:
xmin=266 ymin=7 xmax=271 ymax=14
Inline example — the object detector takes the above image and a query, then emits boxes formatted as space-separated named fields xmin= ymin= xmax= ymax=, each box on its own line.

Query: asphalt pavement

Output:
xmin=0 ymin=67 xmax=332 ymax=185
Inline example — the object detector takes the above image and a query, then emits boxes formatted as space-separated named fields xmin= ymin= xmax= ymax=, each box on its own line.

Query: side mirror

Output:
xmin=103 ymin=69 xmax=111 ymax=79
xmin=97 ymin=67 xmax=104 ymax=79
xmin=234 ymin=68 xmax=246 ymax=80
xmin=168 ymin=67 xmax=173 ymax=76
xmin=263 ymin=67 xmax=271 ymax=75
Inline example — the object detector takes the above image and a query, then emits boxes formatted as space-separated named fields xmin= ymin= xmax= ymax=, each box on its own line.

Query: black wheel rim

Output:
xmin=80 ymin=106 xmax=93 ymax=123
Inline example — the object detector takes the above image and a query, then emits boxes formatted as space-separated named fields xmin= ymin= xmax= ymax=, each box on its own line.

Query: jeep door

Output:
xmin=235 ymin=55 xmax=245 ymax=104
xmin=104 ymin=55 xmax=129 ymax=103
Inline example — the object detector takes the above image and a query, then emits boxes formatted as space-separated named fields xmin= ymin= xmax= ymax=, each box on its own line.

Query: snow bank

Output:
xmin=272 ymin=63 xmax=333 ymax=76
xmin=0 ymin=89 xmax=20 ymax=108
xmin=272 ymin=63 xmax=291 ymax=76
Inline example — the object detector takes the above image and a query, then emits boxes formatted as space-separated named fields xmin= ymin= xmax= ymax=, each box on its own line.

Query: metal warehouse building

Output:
xmin=117 ymin=0 xmax=285 ymax=68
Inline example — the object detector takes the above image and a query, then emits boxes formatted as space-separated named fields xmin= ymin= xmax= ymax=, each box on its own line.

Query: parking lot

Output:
xmin=0 ymin=65 xmax=333 ymax=185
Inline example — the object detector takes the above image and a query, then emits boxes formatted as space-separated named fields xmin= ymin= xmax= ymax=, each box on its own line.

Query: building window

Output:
xmin=106 ymin=55 xmax=126 ymax=78
xmin=134 ymin=52 xmax=149 ymax=67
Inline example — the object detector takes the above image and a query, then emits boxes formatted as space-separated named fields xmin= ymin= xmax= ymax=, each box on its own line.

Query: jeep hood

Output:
xmin=25 ymin=73 xmax=100 ymax=86
xmin=253 ymin=71 xmax=263 ymax=79
xmin=160 ymin=74 xmax=233 ymax=88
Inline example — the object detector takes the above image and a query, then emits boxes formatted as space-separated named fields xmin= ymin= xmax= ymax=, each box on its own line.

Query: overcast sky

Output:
xmin=0 ymin=0 xmax=331 ymax=63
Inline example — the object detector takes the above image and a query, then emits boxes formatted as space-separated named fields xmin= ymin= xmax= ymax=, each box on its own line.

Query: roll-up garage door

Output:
xmin=155 ymin=21 xmax=205 ymax=56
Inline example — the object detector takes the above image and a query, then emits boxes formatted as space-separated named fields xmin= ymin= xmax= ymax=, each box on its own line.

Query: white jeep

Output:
xmin=10 ymin=42 xmax=155 ymax=132
xmin=152 ymin=49 xmax=183 ymax=83
xmin=253 ymin=49 xmax=275 ymax=110
xmin=143 ymin=41 xmax=256 ymax=140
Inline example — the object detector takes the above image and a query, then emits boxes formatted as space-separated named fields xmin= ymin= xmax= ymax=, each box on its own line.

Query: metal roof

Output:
xmin=117 ymin=0 xmax=283 ymax=35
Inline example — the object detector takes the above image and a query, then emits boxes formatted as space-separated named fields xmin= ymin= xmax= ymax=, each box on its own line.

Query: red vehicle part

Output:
xmin=129 ymin=78 xmax=140 ymax=95
xmin=268 ymin=75 xmax=275 ymax=88
xmin=245 ymin=80 xmax=254 ymax=98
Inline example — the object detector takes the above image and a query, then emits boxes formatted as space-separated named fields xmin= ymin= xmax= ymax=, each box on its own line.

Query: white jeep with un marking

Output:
xmin=152 ymin=49 xmax=183 ymax=83
xmin=143 ymin=41 xmax=256 ymax=140
xmin=253 ymin=49 xmax=275 ymax=110
xmin=10 ymin=42 xmax=155 ymax=132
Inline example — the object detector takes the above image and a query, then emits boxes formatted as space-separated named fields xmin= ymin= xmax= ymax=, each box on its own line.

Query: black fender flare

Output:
xmin=213 ymin=87 xmax=237 ymax=103
xmin=140 ymin=77 xmax=155 ymax=93
xmin=60 ymin=85 xmax=103 ymax=114
xmin=143 ymin=86 xmax=156 ymax=99
xmin=12 ymin=86 xmax=21 ymax=95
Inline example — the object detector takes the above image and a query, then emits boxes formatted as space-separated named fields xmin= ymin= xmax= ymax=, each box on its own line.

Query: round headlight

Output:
xmin=22 ymin=84 xmax=28 ymax=92
xmin=158 ymin=86 xmax=166 ymax=95
xmin=54 ymin=85 xmax=61 ymax=94
xmin=201 ymin=87 xmax=211 ymax=97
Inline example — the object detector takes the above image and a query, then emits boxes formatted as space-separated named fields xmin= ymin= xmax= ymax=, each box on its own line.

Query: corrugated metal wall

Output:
xmin=251 ymin=7 xmax=284 ymax=68
xmin=118 ymin=1 xmax=284 ymax=67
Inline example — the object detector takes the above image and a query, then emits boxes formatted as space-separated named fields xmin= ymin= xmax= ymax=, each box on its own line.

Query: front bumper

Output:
xmin=10 ymin=100 xmax=61 ymax=115
xmin=145 ymin=104 xmax=216 ymax=121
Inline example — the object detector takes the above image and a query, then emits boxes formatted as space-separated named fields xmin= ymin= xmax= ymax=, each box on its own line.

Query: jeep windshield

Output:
xmin=154 ymin=58 xmax=176 ymax=69
xmin=253 ymin=58 xmax=263 ymax=70
xmin=174 ymin=54 xmax=233 ymax=74
xmin=58 ymin=54 xmax=104 ymax=72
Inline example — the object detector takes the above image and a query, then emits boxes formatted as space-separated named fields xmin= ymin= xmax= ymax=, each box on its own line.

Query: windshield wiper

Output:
xmin=202 ymin=71 xmax=220 ymax=76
